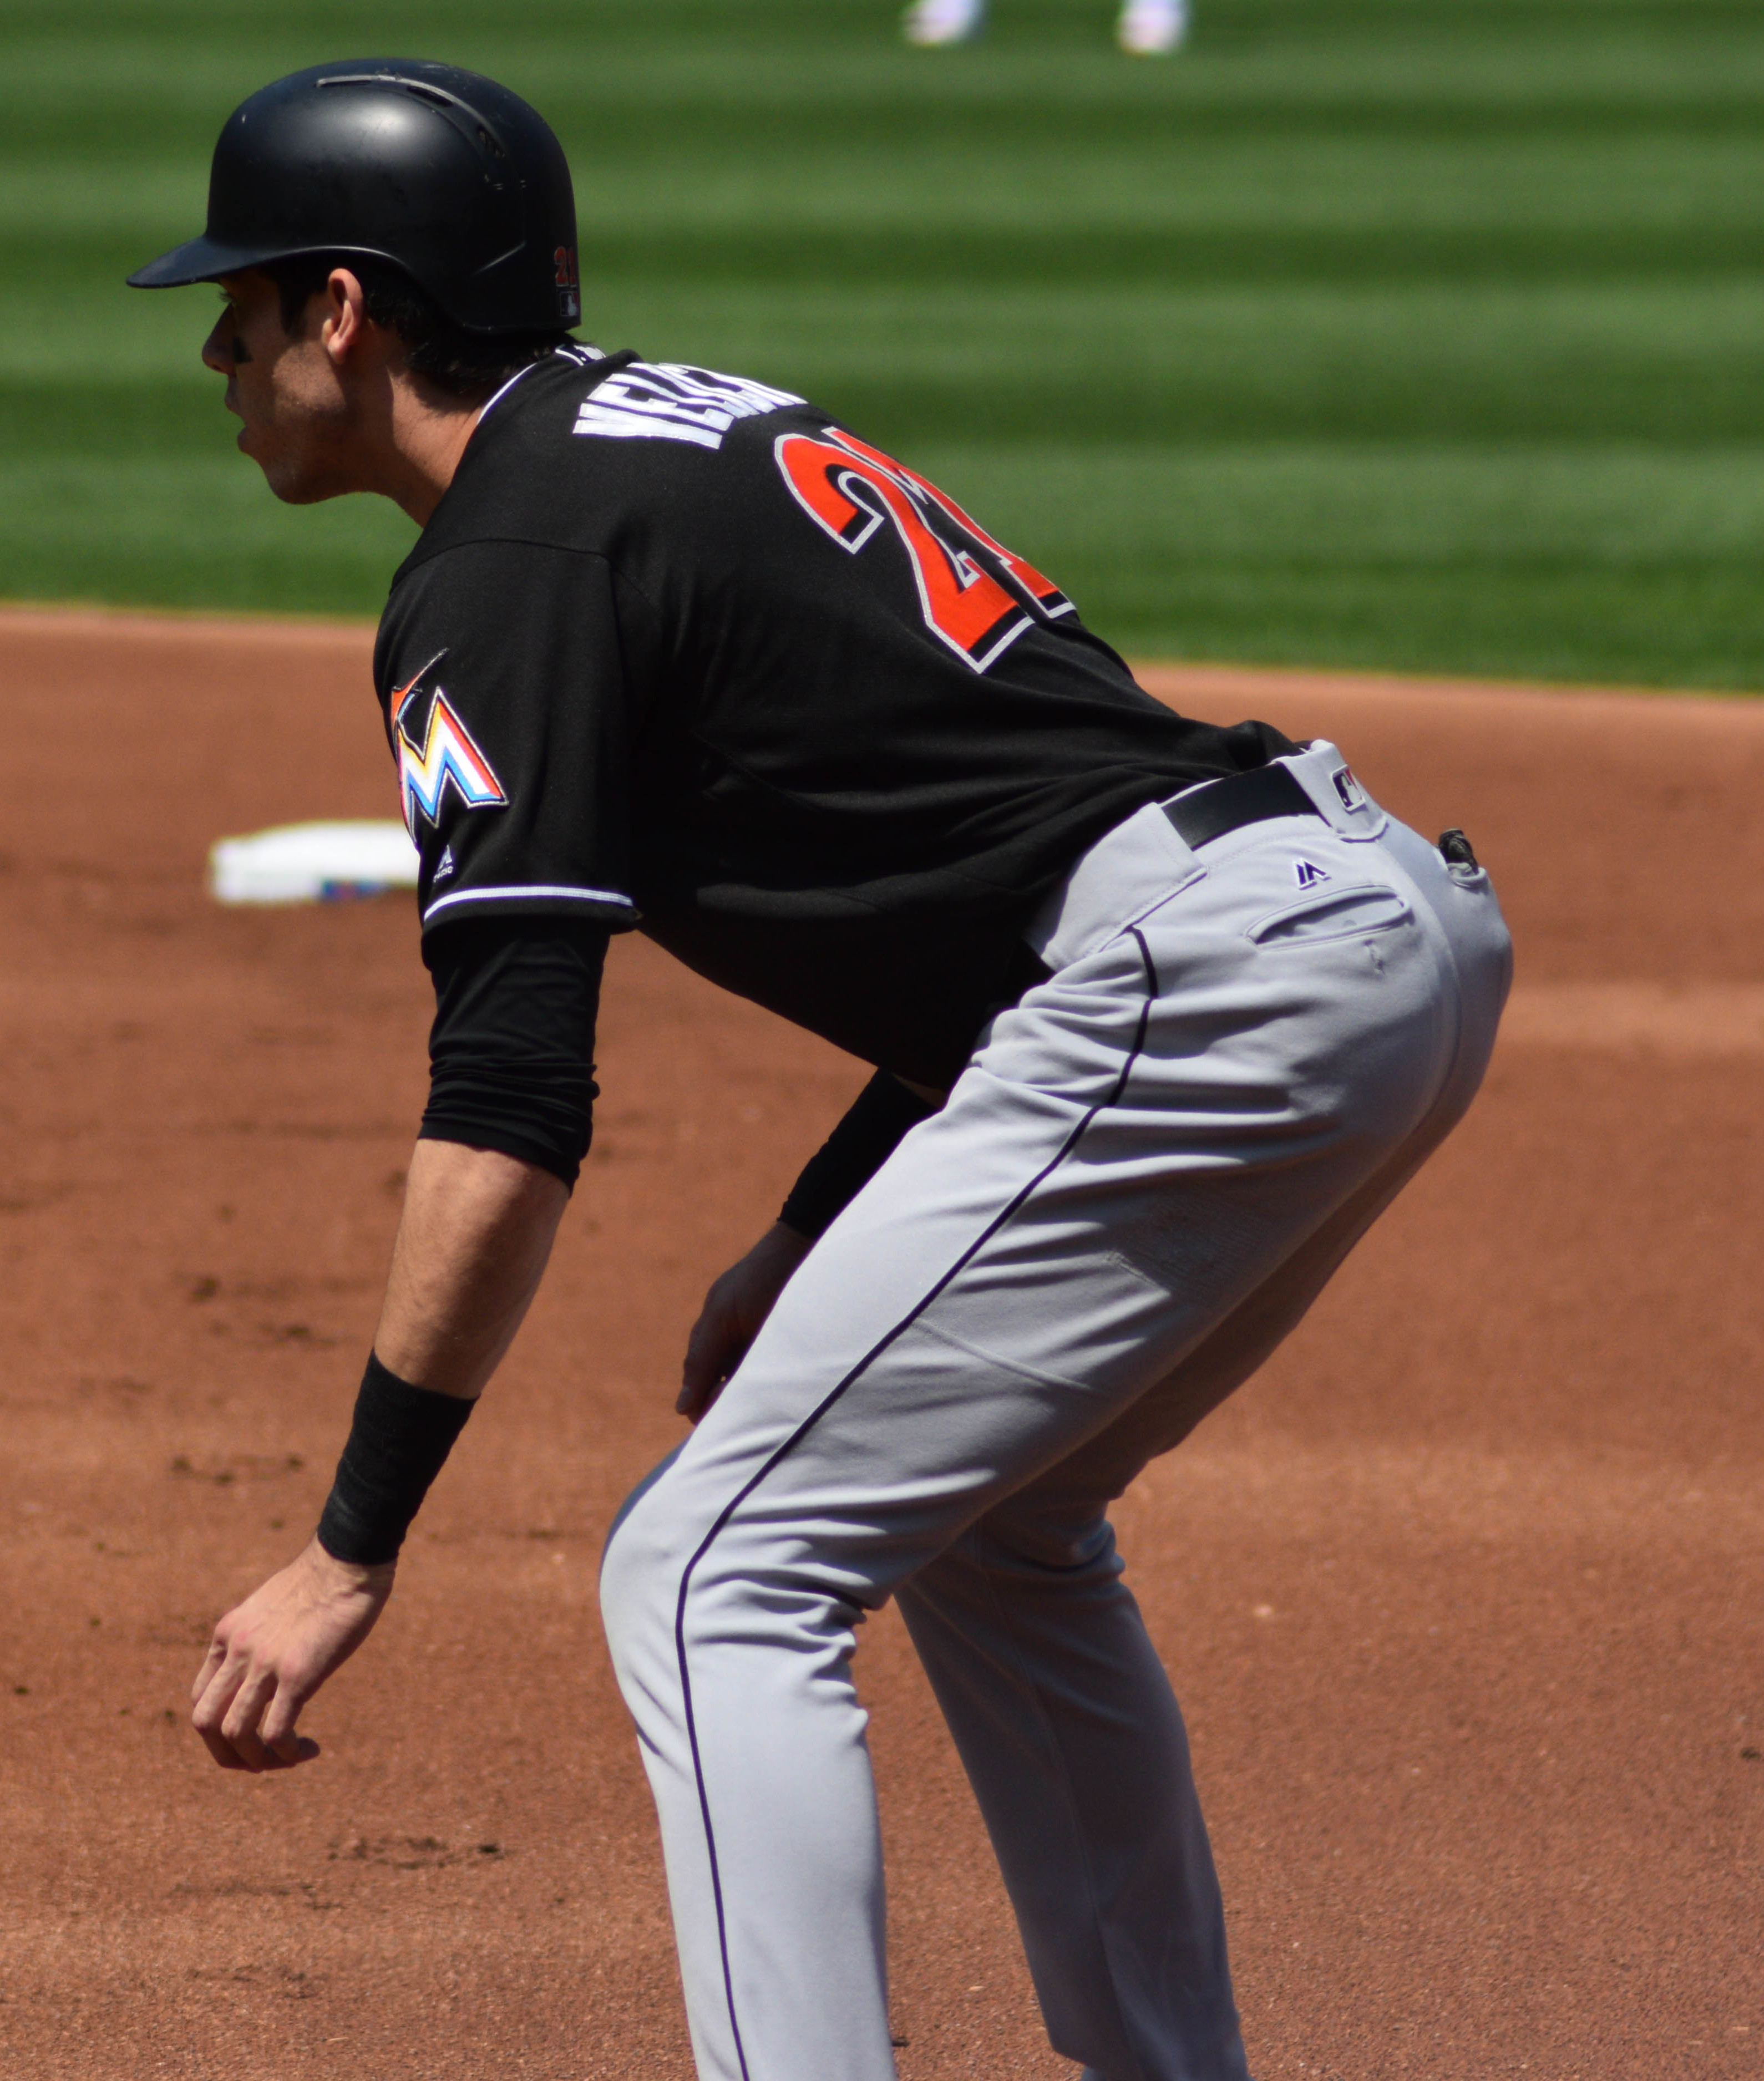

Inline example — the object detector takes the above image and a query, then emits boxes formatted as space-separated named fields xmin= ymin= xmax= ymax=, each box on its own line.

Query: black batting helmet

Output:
xmin=126 ymin=59 xmax=580 ymax=332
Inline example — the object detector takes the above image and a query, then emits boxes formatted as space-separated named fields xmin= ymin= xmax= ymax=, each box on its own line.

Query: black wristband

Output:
xmin=779 ymin=1070 xmax=939 ymax=1241
xmin=314 ymin=1354 xmax=476 ymax=1566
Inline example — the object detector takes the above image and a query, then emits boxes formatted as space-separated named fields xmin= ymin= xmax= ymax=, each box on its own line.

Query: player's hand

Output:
xmin=190 ymin=1538 xmax=394 ymax=1772
xmin=678 ymin=1221 xmax=813 ymax=1422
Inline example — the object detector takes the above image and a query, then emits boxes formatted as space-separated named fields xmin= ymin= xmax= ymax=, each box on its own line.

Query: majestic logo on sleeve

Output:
xmin=389 ymin=654 xmax=508 ymax=838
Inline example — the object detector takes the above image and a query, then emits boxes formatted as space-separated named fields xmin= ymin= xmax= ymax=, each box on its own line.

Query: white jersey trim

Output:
xmin=476 ymin=343 xmax=607 ymax=429
xmin=475 ymin=360 xmax=544 ymax=428
xmin=422 ymin=882 xmax=637 ymax=925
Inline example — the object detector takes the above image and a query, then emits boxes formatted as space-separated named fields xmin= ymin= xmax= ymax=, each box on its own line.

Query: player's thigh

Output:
xmin=959 ymin=849 xmax=1505 ymax=1536
xmin=602 ymin=1086 xmax=1158 ymax=1628
xmin=1014 ymin=925 xmax=1505 ymax=1521
xmin=609 ymin=916 xmax=1463 ymax=1618
xmin=992 ymin=1087 xmax=1464 ymax=1536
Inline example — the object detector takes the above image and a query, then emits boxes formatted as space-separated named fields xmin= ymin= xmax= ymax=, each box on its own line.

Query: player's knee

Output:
xmin=965 ymin=1502 xmax=1120 ymax=1578
xmin=599 ymin=1463 xmax=696 ymax=1681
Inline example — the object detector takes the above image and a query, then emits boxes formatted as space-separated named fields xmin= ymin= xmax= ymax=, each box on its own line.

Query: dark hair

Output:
xmin=265 ymin=253 xmax=574 ymax=399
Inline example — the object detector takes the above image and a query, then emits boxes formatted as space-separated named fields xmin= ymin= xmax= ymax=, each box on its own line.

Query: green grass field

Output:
xmin=3 ymin=0 xmax=1762 ymax=685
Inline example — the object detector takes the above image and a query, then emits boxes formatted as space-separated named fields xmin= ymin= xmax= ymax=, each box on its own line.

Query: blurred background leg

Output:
xmin=1117 ymin=0 xmax=1189 ymax=55
xmin=903 ymin=0 xmax=986 ymax=47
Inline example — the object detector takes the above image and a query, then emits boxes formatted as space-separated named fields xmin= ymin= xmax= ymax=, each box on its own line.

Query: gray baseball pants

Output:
xmin=601 ymin=742 xmax=1513 ymax=2081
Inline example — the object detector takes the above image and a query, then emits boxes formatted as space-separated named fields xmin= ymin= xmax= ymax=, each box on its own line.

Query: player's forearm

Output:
xmin=373 ymin=1136 xmax=570 ymax=1399
xmin=778 ymin=1071 xmax=943 ymax=1241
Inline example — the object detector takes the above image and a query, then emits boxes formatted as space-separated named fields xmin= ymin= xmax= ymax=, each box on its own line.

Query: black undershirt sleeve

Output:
xmin=779 ymin=1070 xmax=940 ymax=1241
xmin=419 ymin=917 xmax=610 ymax=1189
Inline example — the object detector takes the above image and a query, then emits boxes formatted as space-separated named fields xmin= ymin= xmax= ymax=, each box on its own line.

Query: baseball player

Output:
xmin=133 ymin=60 xmax=1511 ymax=2081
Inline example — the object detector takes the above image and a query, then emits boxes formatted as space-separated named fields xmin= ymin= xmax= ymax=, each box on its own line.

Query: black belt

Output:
xmin=1162 ymin=762 xmax=1322 ymax=850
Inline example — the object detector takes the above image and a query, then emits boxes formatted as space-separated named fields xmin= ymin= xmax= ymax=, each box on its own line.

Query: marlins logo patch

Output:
xmin=389 ymin=653 xmax=508 ymax=838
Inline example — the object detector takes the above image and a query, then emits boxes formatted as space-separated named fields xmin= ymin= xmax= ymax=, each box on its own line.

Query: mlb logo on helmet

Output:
xmin=391 ymin=654 xmax=508 ymax=838
xmin=553 ymin=245 xmax=580 ymax=322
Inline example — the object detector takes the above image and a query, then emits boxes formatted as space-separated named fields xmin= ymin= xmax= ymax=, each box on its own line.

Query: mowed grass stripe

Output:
xmin=19 ymin=281 xmax=1762 ymax=449
xmin=14 ymin=444 xmax=1764 ymax=693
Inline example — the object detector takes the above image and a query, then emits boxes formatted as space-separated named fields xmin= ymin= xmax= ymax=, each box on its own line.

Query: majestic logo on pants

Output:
xmin=389 ymin=653 xmax=508 ymax=836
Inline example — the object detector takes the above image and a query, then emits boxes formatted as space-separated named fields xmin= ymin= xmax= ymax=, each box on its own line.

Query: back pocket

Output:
xmin=1246 ymin=884 xmax=1412 ymax=945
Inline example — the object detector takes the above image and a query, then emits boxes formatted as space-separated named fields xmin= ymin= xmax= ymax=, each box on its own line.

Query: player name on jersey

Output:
xmin=572 ymin=362 xmax=806 ymax=450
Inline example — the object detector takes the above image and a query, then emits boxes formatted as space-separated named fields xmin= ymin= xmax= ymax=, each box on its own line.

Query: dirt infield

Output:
xmin=0 ymin=607 xmax=1758 ymax=2081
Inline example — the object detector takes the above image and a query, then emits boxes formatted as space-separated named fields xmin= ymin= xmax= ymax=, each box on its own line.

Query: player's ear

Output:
xmin=320 ymin=267 xmax=369 ymax=363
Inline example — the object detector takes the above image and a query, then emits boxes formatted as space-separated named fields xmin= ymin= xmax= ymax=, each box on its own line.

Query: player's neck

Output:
xmin=371 ymin=371 xmax=487 ymax=529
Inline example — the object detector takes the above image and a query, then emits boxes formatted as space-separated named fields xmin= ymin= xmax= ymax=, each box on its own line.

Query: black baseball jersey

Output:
xmin=375 ymin=347 xmax=1294 ymax=1084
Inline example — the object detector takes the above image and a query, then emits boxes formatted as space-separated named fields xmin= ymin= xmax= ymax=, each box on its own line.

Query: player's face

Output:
xmin=201 ymin=271 xmax=358 ymax=505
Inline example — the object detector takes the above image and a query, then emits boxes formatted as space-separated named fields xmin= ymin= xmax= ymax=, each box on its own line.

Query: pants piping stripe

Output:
xmin=672 ymin=926 xmax=1160 ymax=2078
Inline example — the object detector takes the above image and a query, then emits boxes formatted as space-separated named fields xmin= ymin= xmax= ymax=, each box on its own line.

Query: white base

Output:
xmin=208 ymin=820 xmax=420 ymax=906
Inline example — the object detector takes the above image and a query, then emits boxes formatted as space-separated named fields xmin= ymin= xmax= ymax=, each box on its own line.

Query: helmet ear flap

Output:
xmin=128 ymin=59 xmax=580 ymax=337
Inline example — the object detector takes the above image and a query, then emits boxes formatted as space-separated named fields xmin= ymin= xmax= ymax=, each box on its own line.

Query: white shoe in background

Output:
xmin=903 ymin=0 xmax=986 ymax=46
xmin=1117 ymin=0 xmax=1189 ymax=53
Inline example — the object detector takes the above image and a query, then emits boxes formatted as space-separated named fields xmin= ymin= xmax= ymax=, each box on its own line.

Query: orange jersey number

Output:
xmin=775 ymin=428 xmax=1071 ymax=672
